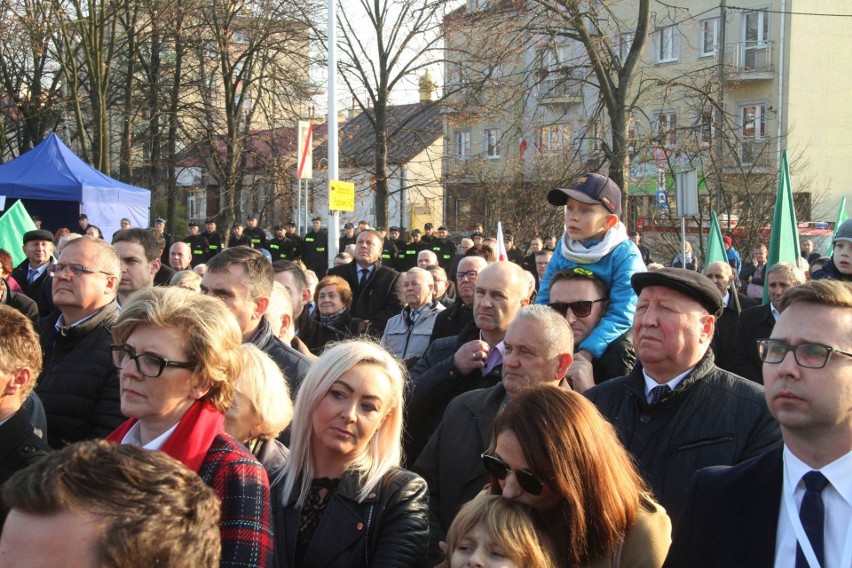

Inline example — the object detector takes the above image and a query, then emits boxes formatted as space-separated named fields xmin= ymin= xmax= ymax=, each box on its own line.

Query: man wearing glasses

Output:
xmin=429 ymin=256 xmax=488 ymax=343
xmin=35 ymin=237 xmax=125 ymax=448
xmin=585 ymin=268 xmax=781 ymax=527
xmin=666 ymin=280 xmax=852 ymax=568
xmin=547 ymin=268 xmax=635 ymax=392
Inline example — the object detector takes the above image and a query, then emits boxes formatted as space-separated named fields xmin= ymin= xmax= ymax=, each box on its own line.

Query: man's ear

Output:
xmin=4 ymin=368 xmax=30 ymax=396
xmin=700 ymin=314 xmax=715 ymax=341
xmin=254 ymin=296 xmax=270 ymax=319
xmin=555 ymin=353 xmax=574 ymax=379
xmin=150 ymin=258 xmax=161 ymax=275
xmin=301 ymin=288 xmax=312 ymax=306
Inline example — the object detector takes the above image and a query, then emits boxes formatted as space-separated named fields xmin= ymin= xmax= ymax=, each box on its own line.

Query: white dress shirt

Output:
xmin=120 ymin=421 xmax=179 ymax=451
xmin=774 ymin=446 xmax=852 ymax=568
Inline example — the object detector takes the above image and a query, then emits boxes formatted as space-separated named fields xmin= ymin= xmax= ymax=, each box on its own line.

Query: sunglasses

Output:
xmin=547 ymin=298 xmax=606 ymax=318
xmin=481 ymin=453 xmax=550 ymax=495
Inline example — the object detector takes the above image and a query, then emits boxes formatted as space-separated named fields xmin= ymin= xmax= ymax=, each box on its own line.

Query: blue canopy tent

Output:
xmin=0 ymin=133 xmax=150 ymax=237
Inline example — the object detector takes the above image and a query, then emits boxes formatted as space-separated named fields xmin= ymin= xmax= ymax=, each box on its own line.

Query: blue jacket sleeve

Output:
xmin=535 ymin=240 xmax=569 ymax=306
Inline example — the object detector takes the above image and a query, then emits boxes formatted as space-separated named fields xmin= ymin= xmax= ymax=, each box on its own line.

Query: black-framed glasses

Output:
xmin=757 ymin=339 xmax=852 ymax=369
xmin=547 ymin=299 xmax=606 ymax=318
xmin=50 ymin=263 xmax=114 ymax=278
xmin=110 ymin=344 xmax=196 ymax=378
xmin=481 ymin=453 xmax=550 ymax=496
xmin=457 ymin=270 xmax=479 ymax=281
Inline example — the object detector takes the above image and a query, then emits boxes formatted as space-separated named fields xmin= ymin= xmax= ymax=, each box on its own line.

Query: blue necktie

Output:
xmin=649 ymin=385 xmax=672 ymax=406
xmin=28 ymin=268 xmax=38 ymax=284
xmin=795 ymin=471 xmax=829 ymax=568
xmin=359 ymin=268 xmax=369 ymax=290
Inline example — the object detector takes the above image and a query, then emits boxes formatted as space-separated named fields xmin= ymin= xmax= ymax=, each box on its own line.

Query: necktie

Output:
xmin=359 ymin=268 xmax=369 ymax=290
xmin=796 ymin=471 xmax=829 ymax=568
xmin=28 ymin=268 xmax=38 ymax=284
xmin=649 ymin=385 xmax=672 ymax=406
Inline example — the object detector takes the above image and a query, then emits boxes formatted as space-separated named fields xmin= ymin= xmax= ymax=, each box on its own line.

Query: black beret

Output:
xmin=23 ymin=229 xmax=55 ymax=245
xmin=631 ymin=268 xmax=723 ymax=317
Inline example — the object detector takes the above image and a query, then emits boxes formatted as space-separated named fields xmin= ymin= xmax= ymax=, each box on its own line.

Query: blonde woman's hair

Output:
xmin=280 ymin=340 xmax=406 ymax=508
xmin=170 ymin=270 xmax=202 ymax=292
xmin=112 ymin=287 xmax=242 ymax=412
xmin=446 ymin=494 xmax=557 ymax=568
xmin=235 ymin=344 xmax=293 ymax=439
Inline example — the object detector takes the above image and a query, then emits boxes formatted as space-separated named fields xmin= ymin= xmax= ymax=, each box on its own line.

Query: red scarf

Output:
xmin=106 ymin=400 xmax=224 ymax=472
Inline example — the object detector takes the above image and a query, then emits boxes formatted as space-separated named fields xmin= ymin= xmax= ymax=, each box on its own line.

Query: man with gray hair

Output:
xmin=381 ymin=268 xmax=445 ymax=365
xmin=36 ymin=236 xmax=125 ymax=448
xmin=417 ymin=249 xmax=438 ymax=269
xmin=414 ymin=305 xmax=573 ymax=558
xmin=730 ymin=262 xmax=806 ymax=383
xmin=430 ymin=255 xmax=488 ymax=342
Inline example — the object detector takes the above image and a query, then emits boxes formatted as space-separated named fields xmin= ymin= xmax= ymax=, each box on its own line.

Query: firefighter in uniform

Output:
xmin=184 ymin=222 xmax=210 ymax=266
xmin=302 ymin=216 xmax=329 ymax=277
xmin=228 ymin=223 xmax=252 ymax=248
xmin=203 ymin=218 xmax=223 ymax=259
xmin=377 ymin=227 xmax=399 ymax=269
xmin=243 ymin=214 xmax=268 ymax=250
xmin=339 ymin=222 xmax=357 ymax=252
xmin=268 ymin=225 xmax=294 ymax=261
xmin=398 ymin=229 xmax=424 ymax=271
xmin=433 ymin=226 xmax=457 ymax=270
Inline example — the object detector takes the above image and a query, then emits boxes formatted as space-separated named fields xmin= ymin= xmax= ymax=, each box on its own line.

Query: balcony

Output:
xmin=723 ymin=41 xmax=775 ymax=81
xmin=536 ymin=71 xmax=584 ymax=105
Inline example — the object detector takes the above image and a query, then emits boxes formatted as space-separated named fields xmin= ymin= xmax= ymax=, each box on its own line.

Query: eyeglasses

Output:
xmin=457 ymin=270 xmax=479 ymax=281
xmin=757 ymin=339 xmax=852 ymax=369
xmin=547 ymin=299 xmax=606 ymax=318
xmin=50 ymin=263 xmax=115 ymax=278
xmin=110 ymin=344 xmax=196 ymax=378
xmin=481 ymin=453 xmax=550 ymax=495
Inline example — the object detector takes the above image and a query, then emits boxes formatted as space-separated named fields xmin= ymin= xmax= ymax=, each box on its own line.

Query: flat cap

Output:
xmin=631 ymin=267 xmax=723 ymax=317
xmin=23 ymin=229 xmax=55 ymax=245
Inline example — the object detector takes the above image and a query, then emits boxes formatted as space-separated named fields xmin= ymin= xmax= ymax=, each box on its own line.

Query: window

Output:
xmin=653 ymin=111 xmax=678 ymax=148
xmin=742 ymin=10 xmax=769 ymax=70
xmin=655 ymin=25 xmax=678 ymax=63
xmin=699 ymin=18 xmax=719 ymax=57
xmin=740 ymin=104 xmax=766 ymax=164
xmin=484 ymin=128 xmax=501 ymax=158
xmin=699 ymin=111 xmax=715 ymax=146
xmin=535 ymin=124 xmax=571 ymax=154
xmin=454 ymin=130 xmax=471 ymax=159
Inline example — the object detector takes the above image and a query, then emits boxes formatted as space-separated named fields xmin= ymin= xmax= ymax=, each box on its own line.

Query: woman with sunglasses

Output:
xmin=483 ymin=385 xmax=671 ymax=568
xmin=107 ymin=287 xmax=273 ymax=567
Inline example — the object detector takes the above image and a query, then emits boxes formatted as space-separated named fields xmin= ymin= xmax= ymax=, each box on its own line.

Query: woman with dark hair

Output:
xmin=484 ymin=385 xmax=671 ymax=567
xmin=300 ymin=275 xmax=368 ymax=355
xmin=0 ymin=248 xmax=23 ymax=293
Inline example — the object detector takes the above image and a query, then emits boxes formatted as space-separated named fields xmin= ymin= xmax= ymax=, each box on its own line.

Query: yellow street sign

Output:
xmin=329 ymin=180 xmax=355 ymax=212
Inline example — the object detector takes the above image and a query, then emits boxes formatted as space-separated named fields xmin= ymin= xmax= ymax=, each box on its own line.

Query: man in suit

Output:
xmin=704 ymin=260 xmax=756 ymax=373
xmin=730 ymin=262 xmax=806 ymax=383
xmin=665 ymin=279 xmax=852 ymax=568
xmin=11 ymin=230 xmax=55 ymax=316
xmin=414 ymin=305 xmax=573 ymax=560
xmin=327 ymin=229 xmax=403 ymax=335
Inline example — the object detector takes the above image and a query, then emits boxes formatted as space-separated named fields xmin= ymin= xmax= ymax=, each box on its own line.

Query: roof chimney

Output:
xmin=419 ymin=70 xmax=436 ymax=102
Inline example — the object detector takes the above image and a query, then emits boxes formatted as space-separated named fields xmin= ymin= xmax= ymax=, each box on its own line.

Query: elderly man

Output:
xmin=36 ymin=237 xmax=125 ymax=448
xmin=0 ymin=305 xmax=52 ymax=526
xmin=731 ymin=262 xmax=806 ymax=383
xmin=327 ymin=229 xmax=403 ymax=335
xmin=426 ymin=264 xmax=453 ymax=309
xmin=405 ymin=261 xmax=531 ymax=462
xmin=201 ymin=247 xmax=311 ymax=392
xmin=11 ymin=230 xmax=56 ymax=316
xmin=430 ymin=256 xmax=488 ymax=342
xmin=168 ymin=241 xmax=192 ymax=271
xmin=547 ymin=268 xmax=635 ymax=391
xmin=111 ymin=228 xmax=161 ymax=305
xmin=586 ymin=268 xmax=781 ymax=525
xmin=664 ymin=280 xmax=852 ymax=568
xmin=417 ymin=249 xmax=438 ymax=269
xmin=381 ymin=268 xmax=445 ymax=365
xmin=414 ymin=305 xmax=573 ymax=558
xmin=704 ymin=260 xmax=757 ymax=373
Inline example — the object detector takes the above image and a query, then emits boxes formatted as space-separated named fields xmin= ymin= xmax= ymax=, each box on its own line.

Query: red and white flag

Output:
xmin=495 ymin=222 xmax=508 ymax=262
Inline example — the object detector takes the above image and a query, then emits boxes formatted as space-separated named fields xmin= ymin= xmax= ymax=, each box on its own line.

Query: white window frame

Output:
xmin=742 ymin=10 xmax=769 ymax=45
xmin=699 ymin=18 xmax=719 ymax=57
xmin=535 ymin=124 xmax=571 ymax=155
xmin=454 ymin=130 xmax=471 ymax=159
xmin=740 ymin=103 xmax=767 ymax=164
xmin=655 ymin=25 xmax=679 ymax=63
xmin=484 ymin=128 xmax=501 ymax=159
xmin=653 ymin=111 xmax=678 ymax=148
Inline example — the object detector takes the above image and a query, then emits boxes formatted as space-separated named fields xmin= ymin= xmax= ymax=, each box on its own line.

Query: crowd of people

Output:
xmin=0 ymin=177 xmax=849 ymax=568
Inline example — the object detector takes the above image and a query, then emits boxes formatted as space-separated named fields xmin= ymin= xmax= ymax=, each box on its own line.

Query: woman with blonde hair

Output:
xmin=484 ymin=385 xmax=671 ymax=567
xmin=274 ymin=340 xmax=429 ymax=567
xmin=446 ymin=493 xmax=557 ymax=568
xmin=107 ymin=286 xmax=273 ymax=566
xmin=169 ymin=269 xmax=202 ymax=292
xmin=225 ymin=343 xmax=294 ymax=487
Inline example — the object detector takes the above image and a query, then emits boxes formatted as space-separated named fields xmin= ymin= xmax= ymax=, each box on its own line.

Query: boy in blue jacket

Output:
xmin=536 ymin=173 xmax=646 ymax=370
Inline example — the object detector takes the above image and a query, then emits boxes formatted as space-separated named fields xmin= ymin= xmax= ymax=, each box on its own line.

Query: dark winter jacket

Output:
xmin=585 ymin=350 xmax=781 ymax=527
xmin=429 ymin=298 xmax=473 ymax=343
xmin=327 ymin=262 xmax=404 ymax=335
xmin=300 ymin=310 xmax=369 ymax=355
xmin=0 ymin=408 xmax=53 ymax=530
xmin=274 ymin=467 xmax=430 ymax=568
xmin=1 ymin=277 xmax=38 ymax=321
xmin=36 ymin=302 xmax=126 ymax=448
xmin=811 ymin=258 xmax=852 ymax=281
xmin=592 ymin=329 xmax=637 ymax=383
xmin=247 ymin=317 xmax=311 ymax=394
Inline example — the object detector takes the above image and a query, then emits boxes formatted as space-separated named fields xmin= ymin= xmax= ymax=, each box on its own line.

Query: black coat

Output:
xmin=584 ymin=351 xmax=781 ymax=527
xmin=1 ymin=278 xmax=38 ymax=322
xmin=300 ymin=310 xmax=368 ymax=355
xmin=429 ymin=299 xmax=473 ymax=343
xmin=247 ymin=317 xmax=311 ymax=395
xmin=327 ymin=262 xmax=403 ymax=335
xmin=0 ymin=409 xmax=53 ymax=530
xmin=712 ymin=293 xmax=757 ymax=374
xmin=593 ymin=329 xmax=636 ymax=383
xmin=36 ymin=303 xmax=126 ymax=448
xmin=11 ymin=260 xmax=55 ymax=316
xmin=405 ymin=322 xmax=502 ymax=464
xmin=301 ymin=229 xmax=329 ymax=277
xmin=811 ymin=258 xmax=852 ymax=282
xmin=273 ymin=468 xmax=430 ymax=568
xmin=663 ymin=447 xmax=783 ymax=568
xmin=729 ymin=303 xmax=775 ymax=383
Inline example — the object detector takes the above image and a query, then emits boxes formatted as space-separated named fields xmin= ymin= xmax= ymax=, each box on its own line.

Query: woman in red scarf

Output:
xmin=108 ymin=287 xmax=273 ymax=567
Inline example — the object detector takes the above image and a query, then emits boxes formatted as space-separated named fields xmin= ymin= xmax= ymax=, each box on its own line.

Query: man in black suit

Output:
xmin=704 ymin=261 xmax=757 ymax=373
xmin=665 ymin=279 xmax=852 ymax=568
xmin=11 ymin=230 xmax=55 ymax=315
xmin=327 ymin=229 xmax=403 ymax=336
xmin=730 ymin=262 xmax=806 ymax=383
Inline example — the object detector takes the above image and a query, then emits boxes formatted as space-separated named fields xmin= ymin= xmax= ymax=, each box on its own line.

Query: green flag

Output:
xmin=705 ymin=211 xmax=728 ymax=266
xmin=0 ymin=200 xmax=37 ymax=266
xmin=828 ymin=197 xmax=847 ymax=257
xmin=764 ymin=150 xmax=800 ymax=303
